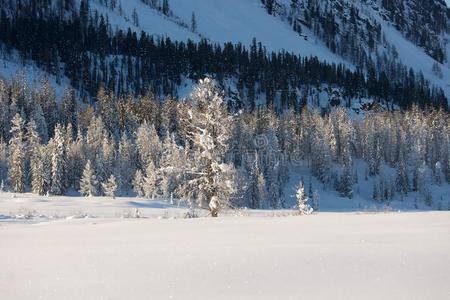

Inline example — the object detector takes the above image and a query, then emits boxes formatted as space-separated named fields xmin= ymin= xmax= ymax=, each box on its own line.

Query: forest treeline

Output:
xmin=0 ymin=77 xmax=449 ymax=214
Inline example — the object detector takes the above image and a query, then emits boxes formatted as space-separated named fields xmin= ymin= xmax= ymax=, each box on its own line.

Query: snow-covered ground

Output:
xmin=0 ymin=210 xmax=449 ymax=299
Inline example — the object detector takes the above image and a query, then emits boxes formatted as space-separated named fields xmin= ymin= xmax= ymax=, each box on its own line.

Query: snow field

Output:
xmin=0 ymin=211 xmax=449 ymax=299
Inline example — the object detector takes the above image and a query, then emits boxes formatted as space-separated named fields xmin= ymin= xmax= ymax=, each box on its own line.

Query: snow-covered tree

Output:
xmin=30 ymin=151 xmax=45 ymax=195
xmin=100 ymin=135 xmax=116 ymax=181
xmin=178 ymin=78 xmax=235 ymax=217
xmin=338 ymin=147 xmax=353 ymax=199
xmin=79 ymin=160 xmax=98 ymax=197
xmin=30 ymin=138 xmax=47 ymax=196
xmin=85 ymin=116 xmax=105 ymax=162
xmin=50 ymin=124 xmax=66 ymax=195
xmin=117 ymin=133 xmax=136 ymax=190
xmin=102 ymin=174 xmax=118 ymax=199
xmin=396 ymin=145 xmax=409 ymax=195
xmin=135 ymin=122 xmax=161 ymax=170
xmin=66 ymin=129 xmax=85 ymax=190
xmin=0 ymin=139 xmax=7 ymax=184
xmin=132 ymin=169 xmax=144 ymax=197
xmin=248 ymin=156 xmax=266 ymax=209
xmin=159 ymin=134 xmax=183 ymax=197
xmin=310 ymin=114 xmax=332 ymax=183
xmin=191 ymin=12 xmax=197 ymax=32
xmin=296 ymin=180 xmax=313 ymax=215
xmin=143 ymin=161 xmax=158 ymax=199
xmin=8 ymin=114 xmax=25 ymax=193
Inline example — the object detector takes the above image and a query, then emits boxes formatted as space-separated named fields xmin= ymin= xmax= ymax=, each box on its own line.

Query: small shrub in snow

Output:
xmin=15 ymin=207 xmax=37 ymax=219
xmin=184 ymin=207 xmax=199 ymax=219
xmin=120 ymin=208 xmax=142 ymax=219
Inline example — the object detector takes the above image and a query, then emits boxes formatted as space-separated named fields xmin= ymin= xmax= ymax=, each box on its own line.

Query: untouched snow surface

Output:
xmin=1 ymin=211 xmax=449 ymax=299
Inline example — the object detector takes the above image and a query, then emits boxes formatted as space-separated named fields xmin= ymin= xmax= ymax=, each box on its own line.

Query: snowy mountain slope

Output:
xmin=0 ymin=55 xmax=71 ymax=98
xmin=84 ymin=0 xmax=450 ymax=99
xmin=367 ymin=7 xmax=450 ymax=98
xmin=87 ymin=0 xmax=347 ymax=65
xmin=273 ymin=0 xmax=450 ymax=98
xmin=1 ymin=0 xmax=448 ymax=101
xmin=88 ymin=0 xmax=199 ymax=42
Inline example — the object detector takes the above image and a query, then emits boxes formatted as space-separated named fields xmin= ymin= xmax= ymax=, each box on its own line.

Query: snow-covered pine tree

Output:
xmin=135 ymin=122 xmax=161 ymax=170
xmin=191 ymin=12 xmax=197 ymax=32
xmin=433 ymin=161 xmax=442 ymax=185
xmin=85 ymin=116 xmax=105 ymax=163
xmin=8 ymin=114 xmax=25 ymax=193
xmin=368 ymin=132 xmax=382 ymax=176
xmin=132 ymin=8 xmax=139 ymax=27
xmin=100 ymin=135 xmax=116 ymax=181
xmin=132 ymin=169 xmax=144 ymax=197
xmin=396 ymin=145 xmax=409 ymax=195
xmin=310 ymin=114 xmax=332 ymax=183
xmin=30 ymin=146 xmax=46 ymax=195
xmin=143 ymin=161 xmax=158 ymax=199
xmin=159 ymin=134 xmax=182 ymax=197
xmin=102 ymin=174 xmax=118 ymax=199
xmin=27 ymin=120 xmax=45 ymax=195
xmin=0 ymin=139 xmax=7 ymax=185
xmin=179 ymin=78 xmax=235 ymax=217
xmin=162 ymin=0 xmax=170 ymax=15
xmin=312 ymin=190 xmax=320 ymax=211
xmin=26 ymin=120 xmax=45 ymax=195
xmin=66 ymin=129 xmax=84 ymax=190
xmin=79 ymin=160 xmax=98 ymax=197
xmin=30 ymin=103 xmax=48 ymax=143
xmin=50 ymin=124 xmax=67 ymax=195
xmin=117 ymin=133 xmax=136 ymax=190
xmin=296 ymin=180 xmax=313 ymax=215
xmin=338 ymin=147 xmax=353 ymax=199
xmin=248 ymin=155 xmax=265 ymax=209
xmin=257 ymin=172 xmax=268 ymax=208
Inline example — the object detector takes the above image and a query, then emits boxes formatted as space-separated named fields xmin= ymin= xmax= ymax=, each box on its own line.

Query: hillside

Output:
xmin=0 ymin=0 xmax=449 ymax=105
xmin=76 ymin=0 xmax=450 ymax=98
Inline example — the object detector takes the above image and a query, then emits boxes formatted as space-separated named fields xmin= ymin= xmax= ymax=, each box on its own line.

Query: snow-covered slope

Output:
xmin=88 ymin=0 xmax=199 ymax=42
xmin=0 ymin=55 xmax=71 ymax=98
xmin=88 ymin=0 xmax=346 ymax=65
xmin=366 ymin=5 xmax=450 ymax=99
xmin=1 ymin=0 xmax=448 ymax=100
xmin=84 ymin=0 xmax=450 ymax=98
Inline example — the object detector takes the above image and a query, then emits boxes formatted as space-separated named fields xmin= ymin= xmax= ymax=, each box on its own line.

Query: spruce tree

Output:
xmin=178 ymin=78 xmax=235 ymax=217
xmin=133 ymin=169 xmax=144 ymax=197
xmin=102 ymin=175 xmax=118 ymax=199
xmin=50 ymin=124 xmax=66 ymax=195
xmin=296 ymin=180 xmax=313 ymax=215
xmin=80 ymin=160 xmax=98 ymax=197
xmin=8 ymin=114 xmax=25 ymax=193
